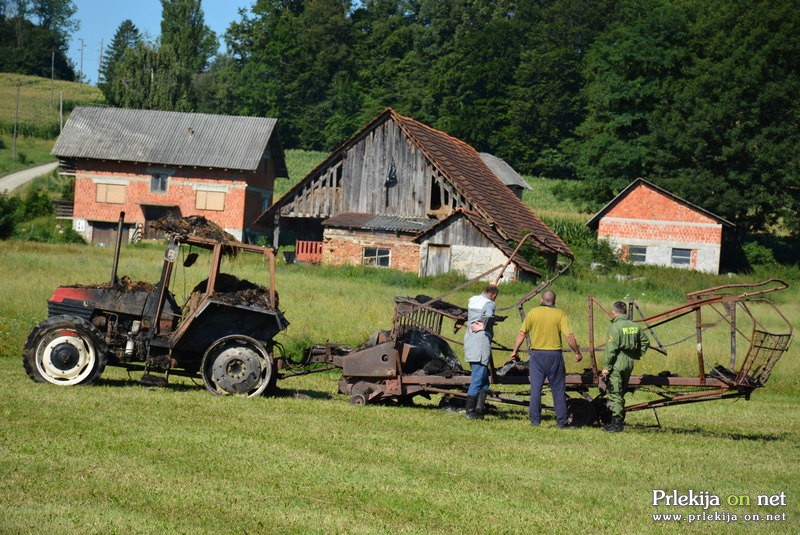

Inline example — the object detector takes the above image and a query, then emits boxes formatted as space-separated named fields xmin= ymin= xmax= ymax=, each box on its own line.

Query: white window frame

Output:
xmin=671 ymin=248 xmax=692 ymax=266
xmin=627 ymin=245 xmax=647 ymax=264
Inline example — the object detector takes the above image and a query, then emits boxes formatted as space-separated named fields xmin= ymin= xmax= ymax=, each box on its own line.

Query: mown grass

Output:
xmin=0 ymin=240 xmax=798 ymax=534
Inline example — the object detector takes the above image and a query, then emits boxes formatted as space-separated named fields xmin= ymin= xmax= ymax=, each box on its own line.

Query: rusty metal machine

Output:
xmin=308 ymin=263 xmax=792 ymax=426
xmin=23 ymin=213 xmax=288 ymax=396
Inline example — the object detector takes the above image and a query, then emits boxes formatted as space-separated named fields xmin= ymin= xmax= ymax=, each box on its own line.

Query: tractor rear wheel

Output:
xmin=23 ymin=315 xmax=107 ymax=386
xmin=201 ymin=335 xmax=275 ymax=397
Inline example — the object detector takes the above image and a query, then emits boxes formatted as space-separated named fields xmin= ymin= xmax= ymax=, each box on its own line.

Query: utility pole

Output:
xmin=78 ymin=37 xmax=85 ymax=83
xmin=97 ymin=38 xmax=104 ymax=85
xmin=12 ymin=84 xmax=20 ymax=161
xmin=51 ymin=50 xmax=55 ymax=108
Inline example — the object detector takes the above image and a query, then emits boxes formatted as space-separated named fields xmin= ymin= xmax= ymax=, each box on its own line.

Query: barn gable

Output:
xmin=258 ymin=109 xmax=570 ymax=280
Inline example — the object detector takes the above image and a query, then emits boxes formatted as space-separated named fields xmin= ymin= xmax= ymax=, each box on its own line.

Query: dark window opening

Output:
xmin=363 ymin=247 xmax=391 ymax=268
xmin=151 ymin=174 xmax=168 ymax=193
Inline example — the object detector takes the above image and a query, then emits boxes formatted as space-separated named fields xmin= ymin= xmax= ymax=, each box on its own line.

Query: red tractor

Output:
xmin=23 ymin=213 xmax=288 ymax=397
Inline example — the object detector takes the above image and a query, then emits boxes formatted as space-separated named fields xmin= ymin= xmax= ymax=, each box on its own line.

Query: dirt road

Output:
xmin=0 ymin=161 xmax=59 ymax=193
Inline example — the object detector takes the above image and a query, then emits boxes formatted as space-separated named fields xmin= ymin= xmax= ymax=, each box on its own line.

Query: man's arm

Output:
xmin=509 ymin=331 xmax=527 ymax=361
xmin=639 ymin=327 xmax=651 ymax=355
xmin=566 ymin=333 xmax=583 ymax=362
xmin=602 ymin=328 xmax=618 ymax=376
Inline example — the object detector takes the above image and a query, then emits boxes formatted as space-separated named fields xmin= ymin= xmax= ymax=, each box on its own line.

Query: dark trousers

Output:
xmin=529 ymin=350 xmax=568 ymax=427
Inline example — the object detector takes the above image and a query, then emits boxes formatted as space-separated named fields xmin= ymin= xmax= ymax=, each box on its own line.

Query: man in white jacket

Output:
xmin=463 ymin=284 xmax=499 ymax=419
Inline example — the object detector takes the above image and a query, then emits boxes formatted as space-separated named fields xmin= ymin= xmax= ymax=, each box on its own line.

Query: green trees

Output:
xmin=98 ymin=20 xmax=141 ymax=98
xmin=570 ymin=0 xmax=800 ymax=235
xmin=0 ymin=0 xmax=77 ymax=79
xmin=100 ymin=0 xmax=217 ymax=110
xmin=21 ymin=0 xmax=795 ymax=237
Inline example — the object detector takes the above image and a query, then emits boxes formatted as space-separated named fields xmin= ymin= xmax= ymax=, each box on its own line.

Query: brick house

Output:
xmin=587 ymin=178 xmax=735 ymax=273
xmin=52 ymin=106 xmax=287 ymax=245
xmin=257 ymin=108 xmax=571 ymax=281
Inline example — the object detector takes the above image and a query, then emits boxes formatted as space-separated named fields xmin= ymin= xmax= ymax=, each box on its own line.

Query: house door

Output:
xmin=142 ymin=205 xmax=180 ymax=240
xmin=426 ymin=244 xmax=451 ymax=276
xmin=91 ymin=222 xmax=129 ymax=248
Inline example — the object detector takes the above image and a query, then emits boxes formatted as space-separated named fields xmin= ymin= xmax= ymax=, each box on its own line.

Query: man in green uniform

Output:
xmin=602 ymin=301 xmax=650 ymax=432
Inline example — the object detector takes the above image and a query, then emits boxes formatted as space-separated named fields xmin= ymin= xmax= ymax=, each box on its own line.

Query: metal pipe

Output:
xmin=110 ymin=211 xmax=125 ymax=285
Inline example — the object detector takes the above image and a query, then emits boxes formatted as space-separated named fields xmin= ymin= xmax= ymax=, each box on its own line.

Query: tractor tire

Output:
xmin=23 ymin=315 xmax=107 ymax=386
xmin=201 ymin=335 xmax=276 ymax=397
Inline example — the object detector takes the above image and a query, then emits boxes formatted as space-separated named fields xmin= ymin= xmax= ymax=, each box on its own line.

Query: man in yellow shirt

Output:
xmin=510 ymin=290 xmax=583 ymax=427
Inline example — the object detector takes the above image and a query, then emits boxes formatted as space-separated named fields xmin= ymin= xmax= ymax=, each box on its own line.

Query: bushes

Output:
xmin=0 ymin=187 xmax=85 ymax=244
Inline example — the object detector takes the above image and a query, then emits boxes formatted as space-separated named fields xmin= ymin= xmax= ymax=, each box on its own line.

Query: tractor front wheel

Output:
xmin=23 ymin=315 xmax=107 ymax=386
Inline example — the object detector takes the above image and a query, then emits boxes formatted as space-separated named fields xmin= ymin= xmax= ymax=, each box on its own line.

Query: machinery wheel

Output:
xmin=566 ymin=397 xmax=597 ymax=427
xmin=201 ymin=336 xmax=275 ymax=397
xmin=22 ymin=315 xmax=107 ymax=386
xmin=350 ymin=381 xmax=374 ymax=405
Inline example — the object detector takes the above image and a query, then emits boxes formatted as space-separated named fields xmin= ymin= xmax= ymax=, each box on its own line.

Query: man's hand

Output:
xmin=510 ymin=350 xmax=520 ymax=362
xmin=469 ymin=321 xmax=485 ymax=333
xmin=601 ymin=369 xmax=609 ymax=378
xmin=574 ymin=352 xmax=583 ymax=363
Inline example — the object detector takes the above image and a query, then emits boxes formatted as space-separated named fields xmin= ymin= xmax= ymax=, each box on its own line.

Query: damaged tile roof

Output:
xmin=415 ymin=209 xmax=541 ymax=277
xmin=390 ymin=110 xmax=571 ymax=258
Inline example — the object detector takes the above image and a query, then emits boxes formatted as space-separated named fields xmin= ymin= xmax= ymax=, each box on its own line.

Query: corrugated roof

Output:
xmin=415 ymin=209 xmax=541 ymax=277
xmin=52 ymin=106 xmax=284 ymax=173
xmin=479 ymin=152 xmax=532 ymax=190
xmin=324 ymin=212 xmax=437 ymax=233
xmin=587 ymin=178 xmax=735 ymax=229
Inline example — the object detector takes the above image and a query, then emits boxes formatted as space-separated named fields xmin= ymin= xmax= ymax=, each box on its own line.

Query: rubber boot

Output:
xmin=465 ymin=396 xmax=483 ymax=419
xmin=476 ymin=390 xmax=488 ymax=417
xmin=604 ymin=417 xmax=624 ymax=432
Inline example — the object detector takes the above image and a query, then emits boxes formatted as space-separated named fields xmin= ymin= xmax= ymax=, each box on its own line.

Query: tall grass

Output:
xmin=1 ymin=241 xmax=799 ymax=534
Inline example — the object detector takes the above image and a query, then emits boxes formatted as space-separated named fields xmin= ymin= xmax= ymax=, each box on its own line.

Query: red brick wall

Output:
xmin=598 ymin=183 xmax=722 ymax=245
xmin=72 ymin=160 xmax=266 ymax=231
xmin=322 ymin=229 xmax=421 ymax=274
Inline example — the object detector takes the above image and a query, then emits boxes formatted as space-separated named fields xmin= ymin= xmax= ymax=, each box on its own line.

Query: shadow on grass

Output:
xmin=629 ymin=424 xmax=790 ymax=442
xmin=96 ymin=376 xmax=335 ymax=399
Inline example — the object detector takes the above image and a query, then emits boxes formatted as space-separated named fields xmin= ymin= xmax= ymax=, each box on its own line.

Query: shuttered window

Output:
xmin=96 ymin=183 xmax=126 ymax=204
xmin=196 ymin=190 xmax=226 ymax=211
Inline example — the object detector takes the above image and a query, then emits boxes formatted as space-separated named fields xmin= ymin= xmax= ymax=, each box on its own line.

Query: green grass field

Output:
xmin=0 ymin=239 xmax=797 ymax=534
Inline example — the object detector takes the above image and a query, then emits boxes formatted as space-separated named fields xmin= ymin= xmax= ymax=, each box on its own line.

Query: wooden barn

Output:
xmin=257 ymin=108 xmax=571 ymax=281
xmin=52 ymin=106 xmax=287 ymax=245
xmin=587 ymin=178 xmax=735 ymax=274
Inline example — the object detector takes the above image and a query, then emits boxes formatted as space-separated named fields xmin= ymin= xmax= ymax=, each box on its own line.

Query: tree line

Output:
xmin=6 ymin=0 xmax=800 ymax=238
xmin=0 ymin=0 xmax=78 ymax=80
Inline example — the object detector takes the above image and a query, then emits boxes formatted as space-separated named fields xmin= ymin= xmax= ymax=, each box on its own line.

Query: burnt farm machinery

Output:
xmin=307 ymin=276 xmax=793 ymax=426
xmin=23 ymin=213 xmax=288 ymax=396
xmin=23 ymin=216 xmax=793 ymax=427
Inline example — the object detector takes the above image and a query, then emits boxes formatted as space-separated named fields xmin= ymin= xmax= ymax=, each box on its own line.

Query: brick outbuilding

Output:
xmin=587 ymin=178 xmax=735 ymax=273
xmin=52 ymin=107 xmax=286 ymax=245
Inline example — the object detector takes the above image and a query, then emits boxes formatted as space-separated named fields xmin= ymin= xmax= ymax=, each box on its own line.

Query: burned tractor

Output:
xmin=23 ymin=213 xmax=288 ymax=396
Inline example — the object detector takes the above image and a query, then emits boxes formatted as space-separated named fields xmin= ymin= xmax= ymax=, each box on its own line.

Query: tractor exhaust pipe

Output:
xmin=111 ymin=211 xmax=125 ymax=286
